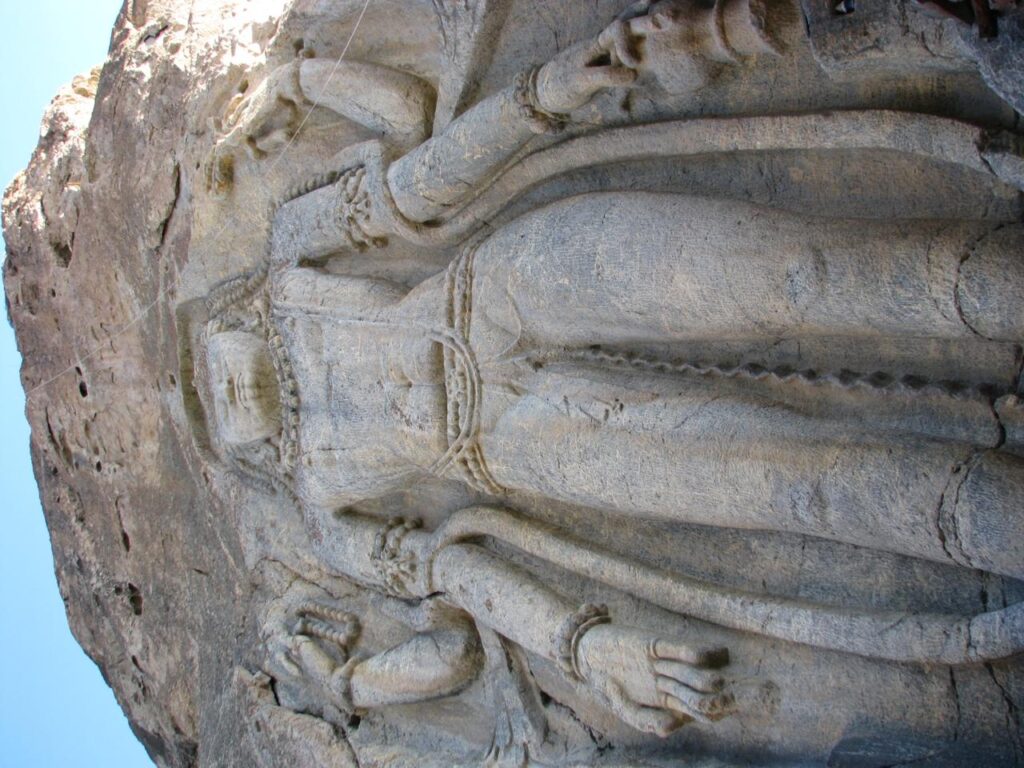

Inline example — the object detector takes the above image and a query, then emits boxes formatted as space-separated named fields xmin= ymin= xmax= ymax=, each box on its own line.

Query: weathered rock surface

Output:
xmin=4 ymin=1 xmax=1024 ymax=766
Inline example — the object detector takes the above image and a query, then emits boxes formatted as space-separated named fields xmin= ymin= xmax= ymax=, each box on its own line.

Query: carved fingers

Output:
xmin=653 ymin=659 xmax=725 ymax=693
xmin=650 ymin=641 xmax=734 ymax=723
xmin=267 ymin=642 xmax=303 ymax=679
xmin=601 ymin=2 xmax=681 ymax=69
xmin=579 ymin=58 xmax=640 ymax=91
xmin=576 ymin=623 xmax=737 ymax=734
xmin=535 ymin=28 xmax=639 ymax=114
xmin=651 ymin=638 xmax=729 ymax=668
xmin=293 ymin=602 xmax=362 ymax=652
xmin=597 ymin=20 xmax=642 ymax=69
xmin=654 ymin=673 xmax=735 ymax=723
xmin=627 ymin=6 xmax=682 ymax=39
xmin=230 ymin=61 xmax=304 ymax=134
xmin=290 ymin=634 xmax=337 ymax=682
xmin=605 ymin=681 xmax=690 ymax=737
xmin=205 ymin=61 xmax=306 ymax=195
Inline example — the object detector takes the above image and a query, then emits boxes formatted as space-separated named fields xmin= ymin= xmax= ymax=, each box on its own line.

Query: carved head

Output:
xmin=176 ymin=266 xmax=295 ymax=496
xmin=205 ymin=330 xmax=281 ymax=445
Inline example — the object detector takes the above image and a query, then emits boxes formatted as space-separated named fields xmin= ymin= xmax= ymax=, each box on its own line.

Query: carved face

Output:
xmin=205 ymin=331 xmax=281 ymax=445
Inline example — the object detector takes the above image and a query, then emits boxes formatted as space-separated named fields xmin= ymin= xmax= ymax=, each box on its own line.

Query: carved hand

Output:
xmin=597 ymin=1 xmax=682 ymax=70
xmin=576 ymin=624 xmax=734 ymax=736
xmin=288 ymin=634 xmax=364 ymax=709
xmin=206 ymin=62 xmax=306 ymax=194
xmin=534 ymin=24 xmax=639 ymax=114
xmin=223 ymin=61 xmax=305 ymax=137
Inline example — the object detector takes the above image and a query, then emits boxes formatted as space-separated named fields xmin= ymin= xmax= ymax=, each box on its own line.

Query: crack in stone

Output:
xmin=985 ymin=663 xmax=1024 ymax=763
xmin=155 ymin=162 xmax=182 ymax=252
xmin=948 ymin=667 xmax=962 ymax=742
xmin=936 ymin=452 xmax=984 ymax=569
xmin=953 ymin=250 xmax=992 ymax=341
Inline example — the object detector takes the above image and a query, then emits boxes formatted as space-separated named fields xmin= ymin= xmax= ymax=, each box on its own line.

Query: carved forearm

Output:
xmin=271 ymin=165 xmax=389 ymax=266
xmin=385 ymin=86 xmax=539 ymax=223
xmin=303 ymin=506 xmax=387 ymax=587
xmin=305 ymin=507 xmax=608 ymax=674
xmin=303 ymin=508 xmax=434 ymax=599
xmin=298 ymin=59 xmax=435 ymax=145
xmin=430 ymin=542 xmax=602 ymax=676
xmin=270 ymin=268 xmax=407 ymax=320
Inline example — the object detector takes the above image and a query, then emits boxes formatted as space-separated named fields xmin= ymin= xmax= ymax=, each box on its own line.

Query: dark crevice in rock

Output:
xmin=44 ymin=407 xmax=74 ymax=468
xmin=953 ymin=250 xmax=992 ymax=342
xmin=52 ymin=241 xmax=73 ymax=268
xmin=936 ymin=451 xmax=985 ymax=569
xmin=985 ymin=663 xmax=1024 ymax=763
xmin=267 ymin=673 xmax=283 ymax=707
xmin=990 ymin=396 xmax=1009 ymax=450
xmin=948 ymin=667 xmax=962 ymax=742
xmin=952 ymin=224 xmax=1009 ymax=343
xmin=156 ymin=162 xmax=182 ymax=252
xmin=114 ymin=582 xmax=144 ymax=616
xmin=116 ymin=503 xmax=131 ymax=553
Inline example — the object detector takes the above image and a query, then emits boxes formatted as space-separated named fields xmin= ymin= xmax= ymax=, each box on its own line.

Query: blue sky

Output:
xmin=1 ymin=2 xmax=153 ymax=766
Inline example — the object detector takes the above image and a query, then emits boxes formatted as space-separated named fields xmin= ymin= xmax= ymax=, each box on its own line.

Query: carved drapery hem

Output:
xmin=430 ymin=243 xmax=506 ymax=495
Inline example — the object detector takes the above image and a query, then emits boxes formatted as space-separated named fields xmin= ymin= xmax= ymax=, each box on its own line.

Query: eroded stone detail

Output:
xmin=7 ymin=0 xmax=1024 ymax=765
xmin=172 ymin=0 xmax=1024 ymax=758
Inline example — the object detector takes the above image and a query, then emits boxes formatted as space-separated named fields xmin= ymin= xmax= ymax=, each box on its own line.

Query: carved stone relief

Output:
xmin=172 ymin=0 xmax=1024 ymax=762
xmin=5 ymin=0 xmax=1024 ymax=765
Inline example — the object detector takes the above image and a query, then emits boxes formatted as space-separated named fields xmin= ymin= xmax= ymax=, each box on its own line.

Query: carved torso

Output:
xmin=270 ymin=270 xmax=449 ymax=509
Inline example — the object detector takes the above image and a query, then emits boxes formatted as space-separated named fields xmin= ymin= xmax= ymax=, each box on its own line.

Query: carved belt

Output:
xmin=429 ymin=243 xmax=505 ymax=495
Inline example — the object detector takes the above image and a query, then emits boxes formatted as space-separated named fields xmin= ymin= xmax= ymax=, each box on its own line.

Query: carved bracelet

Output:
xmin=371 ymin=517 xmax=423 ymax=598
xmin=554 ymin=602 xmax=611 ymax=679
xmin=513 ymin=67 xmax=570 ymax=135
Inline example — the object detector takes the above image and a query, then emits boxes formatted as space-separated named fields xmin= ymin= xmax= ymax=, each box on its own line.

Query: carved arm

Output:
xmin=289 ymin=618 xmax=481 ymax=711
xmin=268 ymin=265 xmax=407 ymax=319
xmin=385 ymin=20 xmax=639 ymax=223
xmin=207 ymin=59 xmax=436 ymax=195
xmin=221 ymin=59 xmax=434 ymax=152
xmin=270 ymin=164 xmax=393 ymax=267
xmin=301 ymin=506 xmax=735 ymax=734
xmin=348 ymin=622 xmax=481 ymax=708
xmin=429 ymin=542 xmax=735 ymax=735
xmin=275 ymin=595 xmax=481 ymax=712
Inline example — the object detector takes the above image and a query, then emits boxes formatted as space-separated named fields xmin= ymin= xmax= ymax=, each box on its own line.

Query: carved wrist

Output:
xmin=334 ymin=165 xmax=388 ymax=251
xmin=554 ymin=602 xmax=611 ymax=679
xmin=513 ymin=67 xmax=570 ymax=135
xmin=370 ymin=516 xmax=423 ymax=598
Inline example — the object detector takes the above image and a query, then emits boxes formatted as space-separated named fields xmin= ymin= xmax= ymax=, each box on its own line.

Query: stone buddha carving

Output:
xmin=176 ymin=0 xmax=1024 ymax=760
